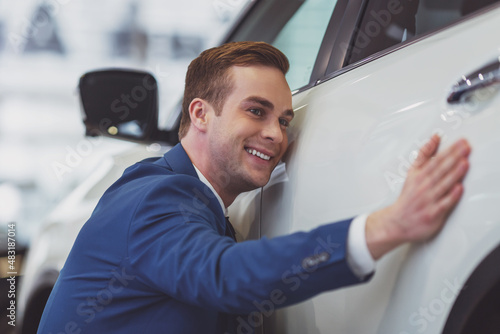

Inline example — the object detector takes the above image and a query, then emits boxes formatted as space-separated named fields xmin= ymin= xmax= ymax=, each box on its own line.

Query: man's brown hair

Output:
xmin=178 ymin=41 xmax=289 ymax=139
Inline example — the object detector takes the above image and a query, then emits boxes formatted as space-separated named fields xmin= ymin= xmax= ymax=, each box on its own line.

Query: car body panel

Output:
xmin=252 ymin=6 xmax=500 ymax=333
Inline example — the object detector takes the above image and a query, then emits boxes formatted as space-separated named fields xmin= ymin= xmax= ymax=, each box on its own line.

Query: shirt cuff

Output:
xmin=346 ymin=214 xmax=376 ymax=279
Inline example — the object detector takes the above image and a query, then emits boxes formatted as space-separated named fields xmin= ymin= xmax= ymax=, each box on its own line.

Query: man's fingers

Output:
xmin=413 ymin=134 xmax=440 ymax=168
xmin=387 ymin=137 xmax=471 ymax=246
xmin=431 ymin=157 xmax=469 ymax=200
xmin=432 ymin=183 xmax=464 ymax=222
xmin=424 ymin=139 xmax=471 ymax=185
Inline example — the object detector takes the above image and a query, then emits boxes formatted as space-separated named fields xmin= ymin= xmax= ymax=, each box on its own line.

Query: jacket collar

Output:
xmin=162 ymin=143 xmax=227 ymax=228
xmin=162 ymin=143 xmax=198 ymax=178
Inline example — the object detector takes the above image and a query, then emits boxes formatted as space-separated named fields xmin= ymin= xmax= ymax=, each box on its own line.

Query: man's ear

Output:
xmin=188 ymin=98 xmax=212 ymax=133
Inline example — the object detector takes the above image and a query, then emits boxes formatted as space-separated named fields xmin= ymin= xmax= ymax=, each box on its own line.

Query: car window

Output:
xmin=345 ymin=0 xmax=500 ymax=65
xmin=272 ymin=0 xmax=338 ymax=91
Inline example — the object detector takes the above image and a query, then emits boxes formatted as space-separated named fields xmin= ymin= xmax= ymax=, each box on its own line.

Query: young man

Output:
xmin=37 ymin=41 xmax=470 ymax=334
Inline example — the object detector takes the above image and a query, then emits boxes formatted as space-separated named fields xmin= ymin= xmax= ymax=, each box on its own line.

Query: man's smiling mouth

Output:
xmin=245 ymin=148 xmax=271 ymax=161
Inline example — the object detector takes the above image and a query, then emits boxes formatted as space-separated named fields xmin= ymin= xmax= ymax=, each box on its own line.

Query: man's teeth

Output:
xmin=246 ymin=148 xmax=270 ymax=161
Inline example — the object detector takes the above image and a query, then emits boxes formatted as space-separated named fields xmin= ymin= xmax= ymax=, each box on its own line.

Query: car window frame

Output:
xmin=318 ymin=0 xmax=500 ymax=85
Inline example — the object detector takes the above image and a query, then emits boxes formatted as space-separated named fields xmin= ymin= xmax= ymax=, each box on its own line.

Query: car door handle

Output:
xmin=447 ymin=57 xmax=500 ymax=104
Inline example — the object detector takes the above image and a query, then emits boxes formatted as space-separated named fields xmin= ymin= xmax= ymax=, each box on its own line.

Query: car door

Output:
xmin=257 ymin=1 xmax=500 ymax=333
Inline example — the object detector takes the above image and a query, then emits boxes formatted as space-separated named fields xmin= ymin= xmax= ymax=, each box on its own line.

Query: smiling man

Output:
xmin=38 ymin=41 xmax=470 ymax=334
xmin=181 ymin=63 xmax=294 ymax=205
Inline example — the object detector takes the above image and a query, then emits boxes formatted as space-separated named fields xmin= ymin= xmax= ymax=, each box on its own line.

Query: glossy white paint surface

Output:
xmin=246 ymin=7 xmax=500 ymax=334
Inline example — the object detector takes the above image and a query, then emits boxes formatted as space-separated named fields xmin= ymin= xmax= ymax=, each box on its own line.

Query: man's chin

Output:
xmin=253 ymin=175 xmax=272 ymax=189
xmin=240 ymin=174 xmax=272 ymax=192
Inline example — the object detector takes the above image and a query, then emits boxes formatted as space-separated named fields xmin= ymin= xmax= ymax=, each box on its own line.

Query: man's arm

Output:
xmin=365 ymin=135 xmax=471 ymax=260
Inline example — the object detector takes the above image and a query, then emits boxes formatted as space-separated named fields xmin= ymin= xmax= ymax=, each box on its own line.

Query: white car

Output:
xmin=18 ymin=0 xmax=500 ymax=333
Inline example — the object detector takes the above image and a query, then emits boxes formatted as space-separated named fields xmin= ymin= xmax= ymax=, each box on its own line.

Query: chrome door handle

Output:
xmin=447 ymin=57 xmax=500 ymax=104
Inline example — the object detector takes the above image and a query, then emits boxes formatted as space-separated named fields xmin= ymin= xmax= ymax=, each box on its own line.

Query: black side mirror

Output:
xmin=78 ymin=69 xmax=178 ymax=144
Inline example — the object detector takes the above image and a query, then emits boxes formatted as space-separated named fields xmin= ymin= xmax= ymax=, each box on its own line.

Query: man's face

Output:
xmin=206 ymin=65 xmax=293 ymax=195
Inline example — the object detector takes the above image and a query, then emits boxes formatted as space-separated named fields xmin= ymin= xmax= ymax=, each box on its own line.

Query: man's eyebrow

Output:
xmin=283 ymin=109 xmax=295 ymax=119
xmin=242 ymin=96 xmax=294 ymax=118
xmin=242 ymin=96 xmax=274 ymax=109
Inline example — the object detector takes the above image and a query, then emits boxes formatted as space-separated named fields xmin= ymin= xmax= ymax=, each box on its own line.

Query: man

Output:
xmin=37 ymin=41 xmax=470 ymax=334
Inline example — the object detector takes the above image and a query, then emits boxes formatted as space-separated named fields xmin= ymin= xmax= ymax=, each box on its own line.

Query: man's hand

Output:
xmin=366 ymin=135 xmax=471 ymax=260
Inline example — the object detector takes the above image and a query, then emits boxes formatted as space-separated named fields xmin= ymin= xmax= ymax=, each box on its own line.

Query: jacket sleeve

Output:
xmin=126 ymin=175 xmax=369 ymax=314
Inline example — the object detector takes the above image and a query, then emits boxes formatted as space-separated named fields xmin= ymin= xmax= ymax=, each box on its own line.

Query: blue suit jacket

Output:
xmin=38 ymin=143 xmax=366 ymax=334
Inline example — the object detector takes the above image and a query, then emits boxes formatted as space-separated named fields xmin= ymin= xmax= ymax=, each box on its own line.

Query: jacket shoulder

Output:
xmin=102 ymin=156 xmax=224 ymax=226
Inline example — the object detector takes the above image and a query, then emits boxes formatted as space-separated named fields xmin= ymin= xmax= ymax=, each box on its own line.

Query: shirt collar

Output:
xmin=192 ymin=164 xmax=228 ymax=217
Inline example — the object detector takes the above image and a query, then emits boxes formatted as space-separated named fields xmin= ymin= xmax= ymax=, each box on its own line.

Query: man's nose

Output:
xmin=262 ymin=119 xmax=284 ymax=143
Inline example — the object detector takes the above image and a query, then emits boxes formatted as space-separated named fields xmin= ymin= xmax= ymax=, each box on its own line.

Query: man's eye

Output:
xmin=249 ymin=108 xmax=263 ymax=116
xmin=279 ymin=118 xmax=290 ymax=127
